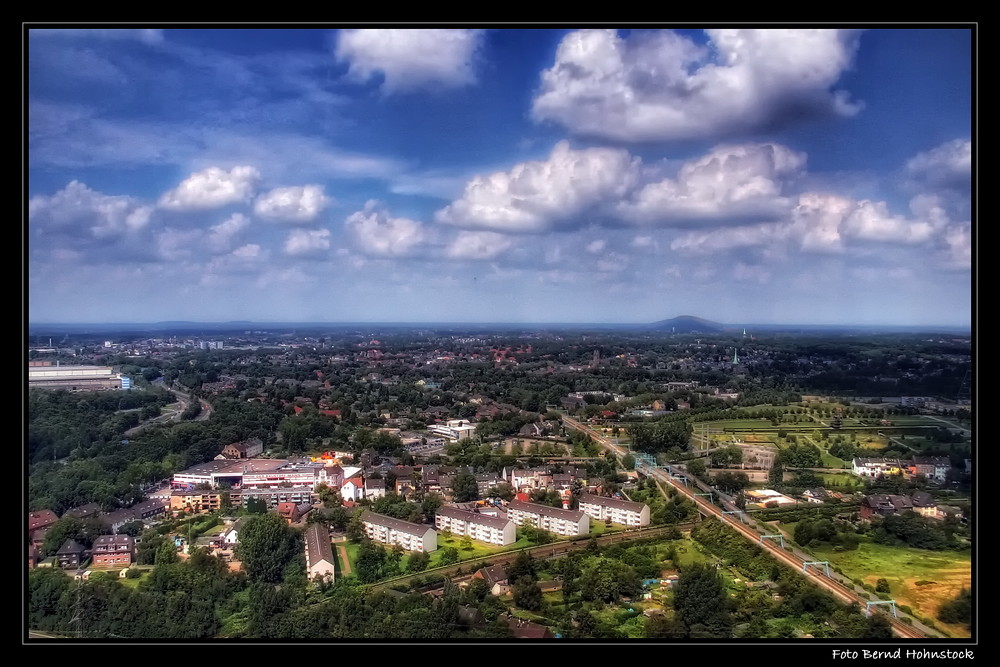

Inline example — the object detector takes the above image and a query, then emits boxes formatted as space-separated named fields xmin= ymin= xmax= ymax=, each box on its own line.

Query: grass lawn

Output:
xmin=820 ymin=451 xmax=849 ymax=469
xmin=342 ymin=541 xmax=360 ymax=577
xmin=817 ymin=472 xmax=864 ymax=492
xmin=428 ymin=532 xmax=534 ymax=568
xmin=809 ymin=538 xmax=971 ymax=637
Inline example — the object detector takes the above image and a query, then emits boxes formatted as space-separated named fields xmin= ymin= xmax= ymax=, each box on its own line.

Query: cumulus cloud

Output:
xmin=671 ymin=190 xmax=944 ymax=257
xmin=159 ymin=166 xmax=260 ymax=211
xmin=29 ymin=180 xmax=153 ymax=240
xmin=254 ymin=185 xmax=332 ymax=223
xmin=445 ymin=231 xmax=514 ymax=260
xmin=905 ymin=138 xmax=971 ymax=190
xmin=617 ymin=143 xmax=806 ymax=225
xmin=586 ymin=240 xmax=606 ymax=254
xmin=284 ymin=228 xmax=331 ymax=256
xmin=336 ymin=29 xmax=484 ymax=93
xmin=206 ymin=213 xmax=250 ymax=254
xmin=436 ymin=141 xmax=641 ymax=233
xmin=940 ymin=222 xmax=971 ymax=269
xmin=532 ymin=28 xmax=862 ymax=142
xmin=156 ymin=228 xmax=202 ymax=261
xmin=346 ymin=200 xmax=426 ymax=257
xmin=842 ymin=200 xmax=936 ymax=244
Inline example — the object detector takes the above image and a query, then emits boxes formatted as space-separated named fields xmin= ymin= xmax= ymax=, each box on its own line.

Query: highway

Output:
xmin=562 ymin=415 xmax=931 ymax=639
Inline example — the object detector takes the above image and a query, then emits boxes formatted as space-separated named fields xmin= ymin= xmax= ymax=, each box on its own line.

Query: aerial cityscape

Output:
xmin=27 ymin=26 xmax=973 ymax=646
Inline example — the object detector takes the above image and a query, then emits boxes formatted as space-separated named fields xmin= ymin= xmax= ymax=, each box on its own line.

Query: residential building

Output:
xmin=578 ymin=493 xmax=650 ymax=527
xmin=860 ymin=494 xmax=914 ymax=519
xmin=56 ymin=539 xmax=86 ymax=569
xmin=852 ymin=458 xmax=904 ymax=478
xmin=908 ymin=456 xmax=952 ymax=484
xmin=304 ymin=522 xmax=336 ymax=583
xmin=219 ymin=438 xmax=264 ymax=459
xmin=506 ymin=500 xmax=589 ymax=537
xmin=435 ymin=506 xmax=516 ymax=546
xmin=472 ymin=564 xmax=511 ymax=596
xmin=365 ymin=477 xmax=387 ymax=499
xmin=91 ymin=534 xmax=135 ymax=567
xmin=361 ymin=511 xmax=437 ymax=552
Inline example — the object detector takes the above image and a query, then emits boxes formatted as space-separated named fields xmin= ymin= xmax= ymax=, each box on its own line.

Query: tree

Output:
xmin=686 ymin=458 xmax=707 ymax=480
xmin=673 ymin=563 xmax=732 ymax=637
xmin=439 ymin=547 xmax=460 ymax=565
xmin=406 ymin=550 xmax=430 ymax=573
xmin=512 ymin=576 xmax=542 ymax=611
xmin=235 ymin=513 xmax=300 ymax=583
xmin=452 ymin=471 xmax=479 ymax=503
xmin=937 ymin=588 xmax=972 ymax=628
xmin=875 ymin=578 xmax=890 ymax=594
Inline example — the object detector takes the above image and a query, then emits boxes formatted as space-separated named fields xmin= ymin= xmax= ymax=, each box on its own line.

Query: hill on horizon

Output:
xmin=646 ymin=315 xmax=728 ymax=333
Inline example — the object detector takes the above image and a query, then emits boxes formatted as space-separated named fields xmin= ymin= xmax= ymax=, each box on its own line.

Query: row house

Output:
xmin=91 ymin=534 xmax=135 ymax=566
xmin=852 ymin=458 xmax=905 ymax=478
xmin=578 ymin=493 xmax=650 ymax=528
xmin=506 ymin=500 xmax=589 ymax=537
xmin=171 ymin=489 xmax=227 ymax=514
xmin=908 ymin=456 xmax=952 ymax=484
xmin=361 ymin=511 xmax=438 ymax=553
xmin=304 ymin=522 xmax=336 ymax=583
xmin=101 ymin=499 xmax=169 ymax=533
xmin=860 ymin=494 xmax=913 ymax=519
xmin=435 ymin=506 xmax=517 ymax=546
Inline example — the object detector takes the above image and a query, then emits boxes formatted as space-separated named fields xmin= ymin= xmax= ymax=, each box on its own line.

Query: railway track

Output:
xmin=562 ymin=416 xmax=929 ymax=639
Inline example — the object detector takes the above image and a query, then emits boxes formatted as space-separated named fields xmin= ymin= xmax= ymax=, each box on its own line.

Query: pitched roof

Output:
xmin=57 ymin=539 xmax=86 ymax=555
xmin=29 ymin=510 xmax=60 ymax=531
xmin=436 ymin=505 xmax=512 ymax=531
xmin=304 ymin=522 xmax=335 ymax=569
xmin=361 ymin=510 xmax=433 ymax=537
xmin=507 ymin=500 xmax=585 ymax=522
xmin=475 ymin=563 xmax=508 ymax=586
xmin=578 ymin=493 xmax=647 ymax=514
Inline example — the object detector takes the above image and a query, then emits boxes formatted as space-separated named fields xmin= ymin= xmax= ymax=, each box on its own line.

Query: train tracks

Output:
xmin=562 ymin=416 xmax=930 ymax=639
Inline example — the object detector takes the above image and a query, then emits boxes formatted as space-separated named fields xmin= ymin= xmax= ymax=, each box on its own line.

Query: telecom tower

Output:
xmin=732 ymin=348 xmax=739 ymax=365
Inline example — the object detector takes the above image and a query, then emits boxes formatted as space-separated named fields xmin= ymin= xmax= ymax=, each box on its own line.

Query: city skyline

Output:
xmin=27 ymin=26 xmax=974 ymax=327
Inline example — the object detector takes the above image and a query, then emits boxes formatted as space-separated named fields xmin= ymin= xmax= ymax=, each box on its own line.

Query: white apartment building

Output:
xmin=361 ymin=511 xmax=438 ymax=552
xmin=427 ymin=420 xmax=478 ymax=441
xmin=578 ymin=493 xmax=650 ymax=527
xmin=506 ymin=500 xmax=589 ymax=537
xmin=435 ymin=506 xmax=517 ymax=546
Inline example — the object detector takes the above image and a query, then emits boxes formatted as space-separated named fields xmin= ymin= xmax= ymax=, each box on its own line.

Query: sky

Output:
xmin=26 ymin=26 xmax=974 ymax=327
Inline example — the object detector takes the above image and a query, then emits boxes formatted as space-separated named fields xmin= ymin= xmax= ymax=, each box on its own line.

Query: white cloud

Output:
xmin=630 ymin=236 xmax=655 ymax=249
xmin=206 ymin=213 xmax=250 ymax=254
xmin=156 ymin=228 xmax=202 ymax=261
xmin=254 ymin=185 xmax=332 ymax=223
xmin=941 ymin=223 xmax=972 ymax=269
xmin=336 ymin=29 xmax=483 ymax=93
xmin=445 ymin=231 xmax=514 ymax=260
xmin=436 ymin=141 xmax=641 ymax=233
xmin=586 ymin=239 xmax=606 ymax=254
xmin=905 ymin=138 xmax=971 ymax=190
xmin=284 ymin=228 xmax=331 ymax=257
xmin=346 ymin=201 xmax=426 ymax=257
xmin=842 ymin=200 xmax=936 ymax=244
xmin=532 ymin=28 xmax=862 ymax=142
xmin=159 ymin=166 xmax=260 ymax=211
xmin=28 ymin=180 xmax=153 ymax=239
xmin=617 ymin=143 xmax=806 ymax=225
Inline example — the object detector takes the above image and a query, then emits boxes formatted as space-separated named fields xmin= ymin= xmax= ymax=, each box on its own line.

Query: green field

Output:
xmin=809 ymin=539 xmax=971 ymax=637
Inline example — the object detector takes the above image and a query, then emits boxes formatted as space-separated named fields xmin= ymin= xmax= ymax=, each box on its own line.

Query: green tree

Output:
xmin=452 ymin=471 xmax=479 ymax=503
xmin=235 ymin=513 xmax=300 ymax=583
xmin=937 ymin=588 xmax=971 ymax=628
xmin=673 ymin=563 xmax=732 ymax=638
xmin=439 ymin=547 xmax=460 ymax=565
xmin=512 ymin=575 xmax=542 ymax=611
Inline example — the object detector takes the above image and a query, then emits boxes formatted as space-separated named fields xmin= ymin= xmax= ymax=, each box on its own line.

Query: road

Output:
xmin=123 ymin=384 xmax=212 ymax=436
xmin=562 ymin=415 xmax=933 ymax=639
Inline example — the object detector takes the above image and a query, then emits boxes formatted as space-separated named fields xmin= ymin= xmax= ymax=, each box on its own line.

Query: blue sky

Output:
xmin=27 ymin=27 xmax=973 ymax=326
